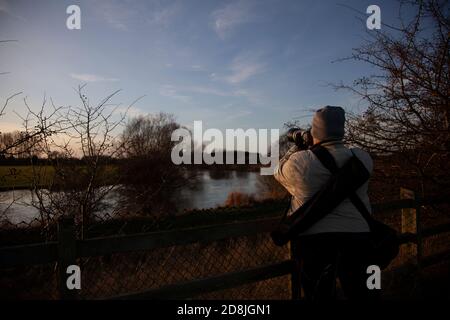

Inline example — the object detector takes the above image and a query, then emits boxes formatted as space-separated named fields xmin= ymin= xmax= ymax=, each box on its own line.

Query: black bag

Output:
xmin=310 ymin=146 xmax=399 ymax=270
xmin=271 ymin=145 xmax=371 ymax=246
xmin=271 ymin=145 xmax=399 ymax=269
xmin=346 ymin=183 xmax=400 ymax=270
xmin=365 ymin=219 xmax=400 ymax=269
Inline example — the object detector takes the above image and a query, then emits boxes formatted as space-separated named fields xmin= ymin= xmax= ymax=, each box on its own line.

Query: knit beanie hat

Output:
xmin=311 ymin=106 xmax=345 ymax=141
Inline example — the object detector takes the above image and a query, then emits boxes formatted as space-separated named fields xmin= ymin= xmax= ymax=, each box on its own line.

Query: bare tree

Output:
xmin=26 ymin=85 xmax=138 ymax=239
xmin=118 ymin=113 xmax=195 ymax=219
xmin=0 ymin=92 xmax=64 ymax=224
xmin=334 ymin=0 xmax=450 ymax=195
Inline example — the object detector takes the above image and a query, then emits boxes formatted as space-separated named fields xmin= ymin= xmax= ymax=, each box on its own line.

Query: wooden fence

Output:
xmin=1 ymin=192 xmax=450 ymax=300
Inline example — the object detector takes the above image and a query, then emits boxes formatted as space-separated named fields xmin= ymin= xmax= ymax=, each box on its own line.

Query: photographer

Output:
xmin=274 ymin=106 xmax=378 ymax=301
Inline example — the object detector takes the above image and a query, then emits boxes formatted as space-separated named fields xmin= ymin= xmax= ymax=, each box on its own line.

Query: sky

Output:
xmin=0 ymin=0 xmax=414 ymax=148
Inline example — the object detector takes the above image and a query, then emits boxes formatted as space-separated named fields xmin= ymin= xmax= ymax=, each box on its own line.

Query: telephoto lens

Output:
xmin=286 ymin=128 xmax=312 ymax=149
xmin=287 ymin=128 xmax=301 ymax=144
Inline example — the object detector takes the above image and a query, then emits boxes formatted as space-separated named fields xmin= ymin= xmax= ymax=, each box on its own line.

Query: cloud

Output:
xmin=211 ymin=0 xmax=257 ymax=39
xmin=95 ymin=0 xmax=182 ymax=31
xmin=159 ymin=85 xmax=191 ymax=103
xmin=0 ymin=0 xmax=25 ymax=21
xmin=113 ymin=106 xmax=146 ymax=117
xmin=147 ymin=1 xmax=182 ymax=28
xmin=0 ymin=0 xmax=11 ymax=15
xmin=225 ymin=52 xmax=266 ymax=84
xmin=159 ymin=84 xmax=247 ymax=98
xmin=231 ymin=88 xmax=263 ymax=105
xmin=69 ymin=73 xmax=119 ymax=82
xmin=225 ymin=110 xmax=252 ymax=121
xmin=191 ymin=65 xmax=205 ymax=71
xmin=96 ymin=0 xmax=135 ymax=31
xmin=158 ymin=84 xmax=264 ymax=106
xmin=181 ymin=85 xmax=229 ymax=97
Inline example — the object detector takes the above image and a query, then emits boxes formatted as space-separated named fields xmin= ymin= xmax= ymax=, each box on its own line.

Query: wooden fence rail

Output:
xmin=1 ymin=193 xmax=450 ymax=299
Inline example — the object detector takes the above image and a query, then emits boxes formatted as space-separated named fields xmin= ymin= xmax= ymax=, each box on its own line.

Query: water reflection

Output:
xmin=0 ymin=170 xmax=260 ymax=224
xmin=208 ymin=169 xmax=233 ymax=180
xmin=235 ymin=170 xmax=250 ymax=178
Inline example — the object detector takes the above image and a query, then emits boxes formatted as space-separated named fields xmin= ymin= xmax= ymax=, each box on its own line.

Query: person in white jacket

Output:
xmin=274 ymin=106 xmax=379 ymax=301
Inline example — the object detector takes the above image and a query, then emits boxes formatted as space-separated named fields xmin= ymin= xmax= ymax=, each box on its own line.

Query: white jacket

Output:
xmin=274 ymin=141 xmax=372 ymax=235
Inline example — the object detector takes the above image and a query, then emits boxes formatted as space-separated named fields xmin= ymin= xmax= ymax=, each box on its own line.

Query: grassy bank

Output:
xmin=1 ymin=199 xmax=448 ymax=299
xmin=0 ymin=199 xmax=288 ymax=245
xmin=0 ymin=165 xmax=119 ymax=191
xmin=0 ymin=165 xmax=54 ymax=190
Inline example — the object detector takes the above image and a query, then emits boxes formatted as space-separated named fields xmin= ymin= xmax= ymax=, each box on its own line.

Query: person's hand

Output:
xmin=286 ymin=145 xmax=300 ymax=155
xmin=280 ymin=145 xmax=301 ymax=163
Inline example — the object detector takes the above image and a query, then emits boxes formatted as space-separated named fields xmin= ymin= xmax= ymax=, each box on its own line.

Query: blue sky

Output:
xmin=0 ymin=0 xmax=409 ymax=137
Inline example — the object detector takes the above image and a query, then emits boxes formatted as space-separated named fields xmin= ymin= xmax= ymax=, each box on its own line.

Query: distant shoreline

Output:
xmin=0 ymin=164 xmax=263 ymax=191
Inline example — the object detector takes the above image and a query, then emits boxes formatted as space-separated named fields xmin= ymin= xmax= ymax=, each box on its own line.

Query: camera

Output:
xmin=286 ymin=128 xmax=313 ymax=149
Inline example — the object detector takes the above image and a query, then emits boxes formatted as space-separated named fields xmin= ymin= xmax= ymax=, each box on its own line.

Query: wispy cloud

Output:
xmin=69 ymin=73 xmax=119 ymax=82
xmin=191 ymin=65 xmax=205 ymax=71
xmin=225 ymin=110 xmax=252 ymax=121
xmin=158 ymin=84 xmax=263 ymax=106
xmin=147 ymin=1 xmax=182 ymax=28
xmin=0 ymin=0 xmax=25 ymax=21
xmin=113 ymin=106 xmax=147 ymax=118
xmin=159 ymin=85 xmax=191 ymax=103
xmin=225 ymin=52 xmax=266 ymax=84
xmin=180 ymin=85 xmax=230 ymax=97
xmin=231 ymin=88 xmax=263 ymax=105
xmin=211 ymin=0 xmax=257 ymax=39
xmin=95 ymin=0 xmax=182 ymax=31
xmin=0 ymin=0 xmax=9 ymax=12
xmin=159 ymin=84 xmax=244 ymax=98
xmin=96 ymin=0 xmax=135 ymax=31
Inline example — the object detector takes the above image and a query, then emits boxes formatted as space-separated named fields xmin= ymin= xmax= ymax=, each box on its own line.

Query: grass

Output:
xmin=0 ymin=165 xmax=55 ymax=190
xmin=0 ymin=196 xmax=449 ymax=299
xmin=0 ymin=165 xmax=118 ymax=190
xmin=0 ymin=232 xmax=292 ymax=299
xmin=0 ymin=196 xmax=290 ymax=299
xmin=0 ymin=199 xmax=288 ymax=245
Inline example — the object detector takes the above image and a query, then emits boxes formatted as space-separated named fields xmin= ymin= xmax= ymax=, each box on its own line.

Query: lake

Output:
xmin=0 ymin=170 xmax=260 ymax=225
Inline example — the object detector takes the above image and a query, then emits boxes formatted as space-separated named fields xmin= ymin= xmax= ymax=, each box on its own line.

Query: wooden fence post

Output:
xmin=289 ymin=240 xmax=301 ymax=300
xmin=415 ymin=194 xmax=424 ymax=296
xmin=415 ymin=195 xmax=423 ymax=269
xmin=57 ymin=216 xmax=77 ymax=300
xmin=400 ymin=188 xmax=417 ymax=262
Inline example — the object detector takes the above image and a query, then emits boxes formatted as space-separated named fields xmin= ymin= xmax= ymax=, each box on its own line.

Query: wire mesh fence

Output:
xmin=0 ymin=262 xmax=58 ymax=299
xmin=1 ymin=190 xmax=449 ymax=300
xmin=79 ymin=233 xmax=290 ymax=299
xmin=0 ymin=231 xmax=291 ymax=300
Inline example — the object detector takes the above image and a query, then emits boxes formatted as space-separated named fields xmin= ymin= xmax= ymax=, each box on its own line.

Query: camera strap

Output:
xmin=310 ymin=145 xmax=375 ymax=227
xmin=271 ymin=144 xmax=371 ymax=245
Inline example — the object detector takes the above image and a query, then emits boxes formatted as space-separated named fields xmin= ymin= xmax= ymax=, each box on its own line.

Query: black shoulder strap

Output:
xmin=310 ymin=145 xmax=374 ymax=227
xmin=310 ymin=144 xmax=338 ymax=173
xmin=348 ymin=190 xmax=373 ymax=226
